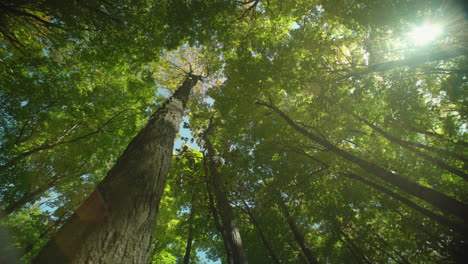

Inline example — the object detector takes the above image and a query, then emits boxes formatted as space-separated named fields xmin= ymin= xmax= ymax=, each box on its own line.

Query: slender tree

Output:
xmin=202 ymin=122 xmax=248 ymax=264
xmin=277 ymin=198 xmax=318 ymax=264
xmin=240 ymin=199 xmax=281 ymax=264
xmin=256 ymin=101 xmax=468 ymax=221
xmin=183 ymin=196 xmax=196 ymax=264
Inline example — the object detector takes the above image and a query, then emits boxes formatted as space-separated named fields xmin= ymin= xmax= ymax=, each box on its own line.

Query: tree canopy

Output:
xmin=1 ymin=0 xmax=467 ymax=263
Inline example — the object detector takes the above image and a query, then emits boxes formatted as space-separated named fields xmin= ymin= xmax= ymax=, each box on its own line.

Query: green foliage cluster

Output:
xmin=1 ymin=0 xmax=466 ymax=263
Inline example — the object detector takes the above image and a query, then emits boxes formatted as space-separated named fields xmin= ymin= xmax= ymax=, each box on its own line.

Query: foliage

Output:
xmin=1 ymin=0 xmax=467 ymax=263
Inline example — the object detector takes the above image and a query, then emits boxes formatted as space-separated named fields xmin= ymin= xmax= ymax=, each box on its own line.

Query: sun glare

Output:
xmin=409 ymin=24 xmax=442 ymax=45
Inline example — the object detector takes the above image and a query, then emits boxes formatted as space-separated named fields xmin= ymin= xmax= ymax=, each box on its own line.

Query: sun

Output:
xmin=409 ymin=24 xmax=442 ymax=46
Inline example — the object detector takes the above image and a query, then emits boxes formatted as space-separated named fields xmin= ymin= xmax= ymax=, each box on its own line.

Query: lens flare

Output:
xmin=409 ymin=24 xmax=442 ymax=45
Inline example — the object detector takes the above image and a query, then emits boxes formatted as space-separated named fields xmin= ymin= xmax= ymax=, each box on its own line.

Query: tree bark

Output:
xmin=203 ymin=130 xmax=248 ymax=264
xmin=32 ymin=74 xmax=200 ymax=264
xmin=204 ymin=170 xmax=234 ymax=264
xmin=257 ymin=101 xmax=468 ymax=221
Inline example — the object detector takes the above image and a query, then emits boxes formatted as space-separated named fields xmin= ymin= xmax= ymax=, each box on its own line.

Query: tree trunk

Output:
xmin=183 ymin=199 xmax=196 ymax=264
xmin=277 ymin=199 xmax=318 ymax=264
xmin=241 ymin=199 xmax=281 ymax=264
xmin=203 ymin=131 xmax=248 ymax=264
xmin=205 ymin=175 xmax=234 ymax=264
xmin=338 ymin=235 xmax=372 ymax=264
xmin=32 ymin=74 xmax=200 ymax=264
xmin=4 ymin=185 xmax=52 ymax=215
xmin=257 ymin=101 xmax=468 ymax=221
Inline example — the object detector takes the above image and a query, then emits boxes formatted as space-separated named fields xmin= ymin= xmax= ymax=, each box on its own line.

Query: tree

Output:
xmin=2 ymin=0 xmax=467 ymax=263
xmin=202 ymin=119 xmax=248 ymax=264
xmin=32 ymin=74 xmax=200 ymax=263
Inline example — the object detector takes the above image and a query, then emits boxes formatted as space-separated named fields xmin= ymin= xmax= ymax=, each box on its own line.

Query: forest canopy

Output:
xmin=0 ymin=0 xmax=467 ymax=263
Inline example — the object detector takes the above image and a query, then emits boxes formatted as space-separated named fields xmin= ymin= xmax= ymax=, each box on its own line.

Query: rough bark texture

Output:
xmin=32 ymin=75 xmax=199 ymax=264
xmin=257 ymin=101 xmax=468 ymax=221
xmin=203 ymin=131 xmax=248 ymax=264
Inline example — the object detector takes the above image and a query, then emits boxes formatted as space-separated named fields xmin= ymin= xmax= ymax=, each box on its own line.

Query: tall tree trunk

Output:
xmin=32 ymin=74 xmax=200 ymax=264
xmin=203 ymin=130 xmax=248 ymax=264
xmin=257 ymin=102 xmax=468 ymax=221
xmin=240 ymin=199 xmax=281 ymax=264
xmin=338 ymin=233 xmax=372 ymax=264
xmin=277 ymin=199 xmax=318 ymax=264
xmin=183 ymin=198 xmax=196 ymax=264
xmin=204 ymin=174 xmax=234 ymax=264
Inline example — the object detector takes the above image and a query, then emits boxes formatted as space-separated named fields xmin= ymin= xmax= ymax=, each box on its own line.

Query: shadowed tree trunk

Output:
xmin=32 ymin=74 xmax=200 ymax=264
xmin=183 ymin=197 xmax=196 ymax=264
xmin=203 ymin=126 xmax=248 ymax=264
xmin=404 ymin=140 xmax=467 ymax=163
xmin=277 ymin=198 xmax=318 ymax=264
xmin=240 ymin=199 xmax=281 ymax=264
xmin=338 ymin=230 xmax=372 ymax=264
xmin=257 ymin=101 xmax=468 ymax=221
xmin=206 ymin=183 xmax=234 ymax=263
